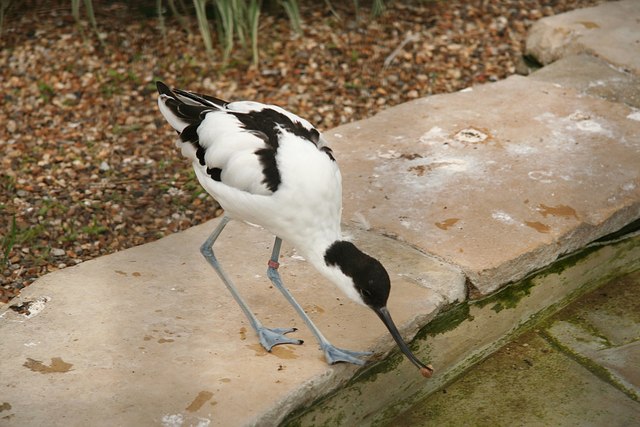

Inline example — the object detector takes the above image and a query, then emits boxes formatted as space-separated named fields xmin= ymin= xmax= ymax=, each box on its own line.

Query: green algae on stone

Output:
xmin=474 ymin=233 xmax=639 ymax=314
xmin=415 ymin=303 xmax=471 ymax=340
xmin=474 ymin=276 xmax=536 ymax=313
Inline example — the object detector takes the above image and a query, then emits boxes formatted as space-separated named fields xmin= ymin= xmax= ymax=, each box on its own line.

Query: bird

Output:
xmin=156 ymin=81 xmax=433 ymax=378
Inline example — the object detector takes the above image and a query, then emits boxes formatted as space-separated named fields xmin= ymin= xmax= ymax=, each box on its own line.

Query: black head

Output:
xmin=324 ymin=241 xmax=390 ymax=309
xmin=324 ymin=240 xmax=434 ymax=378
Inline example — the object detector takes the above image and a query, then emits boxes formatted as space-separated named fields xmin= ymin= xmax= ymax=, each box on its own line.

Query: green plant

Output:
xmin=16 ymin=223 xmax=46 ymax=245
xmin=1 ymin=174 xmax=16 ymax=193
xmin=61 ymin=225 xmax=79 ymax=243
xmin=37 ymin=81 xmax=55 ymax=102
xmin=371 ymin=0 xmax=385 ymax=16
xmin=328 ymin=0 xmax=387 ymax=20
xmin=166 ymin=0 xmax=191 ymax=33
xmin=279 ymin=0 xmax=302 ymax=34
xmin=247 ymin=0 xmax=261 ymax=65
xmin=1 ymin=215 xmax=17 ymax=266
xmin=0 ymin=0 xmax=11 ymax=37
xmin=82 ymin=218 xmax=108 ymax=236
xmin=7 ymin=1 xmax=388 ymax=66
xmin=193 ymin=0 xmax=214 ymax=57
xmin=187 ymin=0 xmax=301 ymax=66
xmin=213 ymin=0 xmax=263 ymax=64
xmin=71 ymin=0 xmax=104 ymax=46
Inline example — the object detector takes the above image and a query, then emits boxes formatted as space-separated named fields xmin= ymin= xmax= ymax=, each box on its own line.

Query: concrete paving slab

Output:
xmin=555 ymin=270 xmax=640 ymax=347
xmin=0 ymin=218 xmax=463 ymax=427
xmin=530 ymin=54 xmax=640 ymax=108
xmin=548 ymin=321 xmax=640 ymax=397
xmin=330 ymin=75 xmax=640 ymax=295
xmin=546 ymin=270 xmax=640 ymax=398
xmin=526 ymin=0 xmax=640 ymax=74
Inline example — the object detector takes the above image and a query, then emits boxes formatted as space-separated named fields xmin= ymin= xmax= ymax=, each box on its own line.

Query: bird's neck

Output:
xmin=298 ymin=237 xmax=366 ymax=307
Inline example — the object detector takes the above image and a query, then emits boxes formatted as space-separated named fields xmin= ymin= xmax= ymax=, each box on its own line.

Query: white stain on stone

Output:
xmin=575 ymin=119 xmax=604 ymax=133
xmin=193 ymin=418 xmax=211 ymax=427
xmin=534 ymin=112 xmax=557 ymax=123
xmin=419 ymin=126 xmax=448 ymax=145
xmin=537 ymin=111 xmax=612 ymax=138
xmin=400 ymin=219 xmax=412 ymax=229
xmin=622 ymin=182 xmax=636 ymax=191
xmin=438 ymin=158 xmax=469 ymax=172
xmin=528 ymin=170 xmax=554 ymax=183
xmin=566 ymin=111 xmax=612 ymax=136
xmin=491 ymin=211 xmax=517 ymax=225
xmin=626 ymin=111 xmax=640 ymax=121
xmin=506 ymin=144 xmax=537 ymax=156
xmin=161 ymin=414 xmax=184 ymax=427
xmin=377 ymin=149 xmax=401 ymax=159
xmin=352 ymin=211 xmax=371 ymax=231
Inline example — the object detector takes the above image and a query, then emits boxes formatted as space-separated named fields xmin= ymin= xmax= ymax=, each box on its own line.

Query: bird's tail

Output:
xmin=156 ymin=81 xmax=227 ymax=134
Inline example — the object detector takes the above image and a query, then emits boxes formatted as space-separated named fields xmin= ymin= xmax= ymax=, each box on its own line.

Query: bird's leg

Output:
xmin=267 ymin=237 xmax=372 ymax=366
xmin=200 ymin=217 xmax=303 ymax=351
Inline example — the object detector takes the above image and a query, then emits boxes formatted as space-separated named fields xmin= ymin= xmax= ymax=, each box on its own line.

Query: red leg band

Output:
xmin=268 ymin=259 xmax=279 ymax=269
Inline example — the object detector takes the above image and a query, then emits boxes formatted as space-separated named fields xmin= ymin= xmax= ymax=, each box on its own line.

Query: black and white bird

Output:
xmin=156 ymin=81 xmax=433 ymax=378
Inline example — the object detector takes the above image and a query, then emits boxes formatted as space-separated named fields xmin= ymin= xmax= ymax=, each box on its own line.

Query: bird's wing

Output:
xmin=156 ymin=81 xmax=332 ymax=197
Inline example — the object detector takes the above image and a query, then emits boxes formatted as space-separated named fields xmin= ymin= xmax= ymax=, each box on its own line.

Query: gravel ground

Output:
xmin=0 ymin=0 xmax=602 ymax=303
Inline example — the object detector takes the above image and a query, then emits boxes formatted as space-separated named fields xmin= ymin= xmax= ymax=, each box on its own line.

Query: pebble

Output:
xmin=6 ymin=120 xmax=17 ymax=133
xmin=51 ymin=248 xmax=66 ymax=257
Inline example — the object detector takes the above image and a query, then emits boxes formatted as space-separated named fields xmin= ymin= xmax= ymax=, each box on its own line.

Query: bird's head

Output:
xmin=324 ymin=241 xmax=433 ymax=378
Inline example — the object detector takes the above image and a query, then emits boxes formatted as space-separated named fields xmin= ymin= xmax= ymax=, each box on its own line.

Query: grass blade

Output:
xmin=2 ymin=215 xmax=17 ymax=267
xmin=0 ymin=0 xmax=12 ymax=37
xmin=279 ymin=0 xmax=302 ymax=34
xmin=215 ymin=0 xmax=235 ymax=63
xmin=167 ymin=0 xmax=191 ymax=33
xmin=248 ymin=0 xmax=261 ymax=65
xmin=157 ymin=0 xmax=166 ymax=37
xmin=371 ymin=0 xmax=385 ymax=16
xmin=71 ymin=0 xmax=80 ymax=21
xmin=82 ymin=0 xmax=104 ymax=45
xmin=193 ymin=0 xmax=214 ymax=57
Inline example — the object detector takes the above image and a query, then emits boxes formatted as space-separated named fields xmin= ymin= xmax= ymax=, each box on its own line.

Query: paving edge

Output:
xmin=281 ymin=230 xmax=640 ymax=426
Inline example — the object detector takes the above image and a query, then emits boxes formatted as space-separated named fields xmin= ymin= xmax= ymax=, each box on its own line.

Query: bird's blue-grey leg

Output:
xmin=200 ymin=216 xmax=303 ymax=351
xmin=267 ymin=237 xmax=372 ymax=365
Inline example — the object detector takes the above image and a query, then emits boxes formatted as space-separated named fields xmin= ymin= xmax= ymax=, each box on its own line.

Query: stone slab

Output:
xmin=387 ymin=332 xmax=640 ymax=426
xmin=530 ymin=54 xmax=640 ymax=109
xmin=526 ymin=0 xmax=640 ymax=74
xmin=0 ymin=218 xmax=464 ymax=427
xmin=329 ymin=75 xmax=640 ymax=295
xmin=546 ymin=270 xmax=640 ymax=398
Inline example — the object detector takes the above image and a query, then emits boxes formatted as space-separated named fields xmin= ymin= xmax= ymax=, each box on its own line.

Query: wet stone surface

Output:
xmin=389 ymin=270 xmax=640 ymax=426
